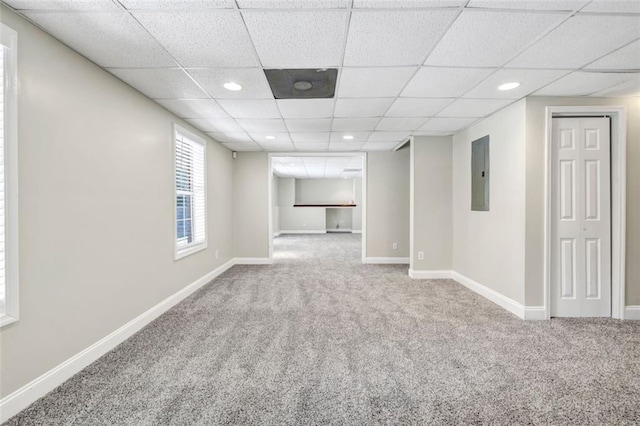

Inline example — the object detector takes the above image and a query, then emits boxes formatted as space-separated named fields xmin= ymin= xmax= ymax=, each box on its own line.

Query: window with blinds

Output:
xmin=174 ymin=125 xmax=206 ymax=259
xmin=1 ymin=23 xmax=18 ymax=327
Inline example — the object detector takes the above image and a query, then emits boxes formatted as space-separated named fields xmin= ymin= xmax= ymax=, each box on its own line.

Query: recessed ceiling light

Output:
xmin=498 ymin=81 xmax=521 ymax=91
xmin=343 ymin=135 xmax=354 ymax=140
xmin=265 ymin=135 xmax=276 ymax=140
xmin=223 ymin=82 xmax=243 ymax=91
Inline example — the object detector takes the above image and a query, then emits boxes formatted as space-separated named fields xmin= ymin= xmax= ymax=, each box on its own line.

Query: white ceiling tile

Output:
xmin=330 ymin=132 xmax=372 ymax=142
xmin=290 ymin=133 xmax=331 ymax=143
xmin=222 ymin=142 xmax=262 ymax=151
xmin=285 ymin=119 xmax=332 ymax=132
xmin=467 ymin=0 xmax=587 ymax=11
xmin=413 ymin=130 xmax=454 ymax=136
xmin=206 ymin=132 xmax=254 ymax=143
xmin=156 ymin=99 xmax=229 ymax=118
xmin=425 ymin=10 xmax=566 ymax=67
xmin=121 ymin=0 xmax=235 ymax=9
xmin=186 ymin=118 xmax=244 ymax=133
xmin=344 ymin=10 xmax=458 ymax=66
xmin=338 ymin=67 xmax=417 ymax=98
xmin=295 ymin=143 xmax=330 ymax=151
xmin=354 ymin=0 xmax=466 ymax=7
xmin=329 ymin=142 xmax=366 ymax=151
xmin=401 ymin=67 xmax=496 ymax=97
xmin=418 ymin=117 xmax=478 ymax=131
xmin=590 ymin=75 xmax=640 ymax=97
xmin=22 ymin=12 xmax=176 ymax=67
xmin=386 ymin=98 xmax=451 ymax=117
xmin=236 ymin=118 xmax=287 ymax=132
xmin=334 ymin=98 xmax=394 ymax=117
xmin=585 ymin=40 xmax=640 ymax=70
xmin=463 ymin=69 xmax=570 ymax=99
xmin=580 ymin=0 xmax=640 ymax=13
xmin=376 ymin=117 xmax=427 ymax=131
xmin=367 ymin=131 xmax=411 ymax=142
xmin=277 ymin=99 xmax=335 ymax=118
xmin=5 ymin=0 xmax=118 ymax=9
xmin=242 ymin=11 xmax=347 ymax=67
xmin=361 ymin=141 xmax=401 ymax=151
xmin=249 ymin=132 xmax=292 ymax=143
xmin=109 ymin=68 xmax=208 ymax=99
xmin=238 ymin=0 xmax=350 ymax=8
xmin=508 ymin=15 xmax=640 ymax=69
xmin=534 ymin=71 xmax=636 ymax=96
xmin=437 ymin=98 xmax=512 ymax=117
xmin=332 ymin=118 xmax=380 ymax=132
xmin=258 ymin=141 xmax=295 ymax=151
xmin=187 ymin=68 xmax=273 ymax=99
xmin=216 ymin=99 xmax=281 ymax=118
xmin=132 ymin=11 xmax=259 ymax=67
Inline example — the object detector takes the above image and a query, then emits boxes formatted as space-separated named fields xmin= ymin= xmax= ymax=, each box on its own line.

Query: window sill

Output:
xmin=175 ymin=242 xmax=207 ymax=261
xmin=0 ymin=313 xmax=18 ymax=328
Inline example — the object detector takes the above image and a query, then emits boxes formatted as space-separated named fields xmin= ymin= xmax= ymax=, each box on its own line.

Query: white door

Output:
xmin=551 ymin=117 xmax=611 ymax=317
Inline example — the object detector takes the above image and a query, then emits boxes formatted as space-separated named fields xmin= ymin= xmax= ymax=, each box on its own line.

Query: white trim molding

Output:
xmin=351 ymin=230 xmax=362 ymax=234
xmin=524 ymin=306 xmax=547 ymax=321
xmin=408 ymin=269 xmax=452 ymax=279
xmin=452 ymin=272 xmax=525 ymax=319
xmin=544 ymin=106 xmax=626 ymax=320
xmin=234 ymin=257 xmax=272 ymax=265
xmin=0 ymin=259 xmax=236 ymax=424
xmin=624 ymin=306 xmax=640 ymax=320
xmin=364 ymin=257 xmax=410 ymax=265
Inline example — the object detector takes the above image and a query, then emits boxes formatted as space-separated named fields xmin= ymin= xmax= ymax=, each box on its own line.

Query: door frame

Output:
xmin=544 ymin=106 xmax=626 ymax=319
xmin=267 ymin=152 xmax=368 ymax=263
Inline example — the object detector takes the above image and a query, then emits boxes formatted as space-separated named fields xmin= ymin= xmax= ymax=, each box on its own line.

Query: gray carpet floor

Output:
xmin=5 ymin=233 xmax=640 ymax=425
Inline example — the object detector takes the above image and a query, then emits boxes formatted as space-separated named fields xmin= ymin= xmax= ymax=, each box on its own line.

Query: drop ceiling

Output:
xmin=3 ymin=0 xmax=639 ymax=153
xmin=272 ymin=155 xmax=363 ymax=179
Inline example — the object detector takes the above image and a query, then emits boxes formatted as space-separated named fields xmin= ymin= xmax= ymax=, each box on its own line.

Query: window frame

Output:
xmin=0 ymin=23 xmax=19 ymax=328
xmin=173 ymin=124 xmax=207 ymax=260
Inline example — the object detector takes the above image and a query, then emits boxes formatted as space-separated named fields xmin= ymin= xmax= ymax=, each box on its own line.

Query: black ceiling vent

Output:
xmin=264 ymin=68 xmax=338 ymax=99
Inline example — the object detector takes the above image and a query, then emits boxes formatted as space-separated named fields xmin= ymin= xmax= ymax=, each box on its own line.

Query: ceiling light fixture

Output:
xmin=265 ymin=135 xmax=276 ymax=140
xmin=223 ymin=82 xmax=243 ymax=91
xmin=498 ymin=81 xmax=521 ymax=91
xmin=343 ymin=135 xmax=354 ymax=140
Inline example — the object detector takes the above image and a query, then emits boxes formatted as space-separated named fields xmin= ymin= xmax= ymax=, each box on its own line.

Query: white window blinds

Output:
xmin=175 ymin=127 xmax=206 ymax=257
xmin=0 ymin=46 xmax=5 ymax=310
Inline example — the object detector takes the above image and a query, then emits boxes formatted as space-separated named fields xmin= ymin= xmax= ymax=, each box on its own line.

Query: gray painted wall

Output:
xmin=0 ymin=6 xmax=234 ymax=399
xmin=452 ymin=100 xmax=527 ymax=305
xmin=411 ymin=136 xmax=452 ymax=271
xmin=367 ymin=149 xmax=410 ymax=258
xmin=233 ymin=152 xmax=269 ymax=258
xmin=295 ymin=178 xmax=354 ymax=204
xmin=278 ymin=177 xmax=325 ymax=232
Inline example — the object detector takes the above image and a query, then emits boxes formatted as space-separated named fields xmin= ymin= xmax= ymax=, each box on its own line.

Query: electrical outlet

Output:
xmin=215 ymin=250 xmax=219 ymax=259
xmin=392 ymin=242 xmax=398 ymax=250
xmin=418 ymin=251 xmax=424 ymax=260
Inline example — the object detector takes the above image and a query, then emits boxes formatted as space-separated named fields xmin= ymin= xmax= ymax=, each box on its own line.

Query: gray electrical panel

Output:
xmin=471 ymin=135 xmax=490 ymax=211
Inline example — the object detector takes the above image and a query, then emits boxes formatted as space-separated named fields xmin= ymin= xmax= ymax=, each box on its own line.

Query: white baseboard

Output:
xmin=0 ymin=259 xmax=236 ymax=424
xmin=624 ymin=306 xmax=640 ymax=320
xmin=351 ymin=230 xmax=362 ymax=234
xmin=279 ymin=230 xmax=326 ymax=234
xmin=451 ymin=272 xmax=525 ymax=319
xmin=408 ymin=269 xmax=452 ymax=279
xmin=234 ymin=257 xmax=272 ymax=265
xmin=363 ymin=257 xmax=409 ymax=264
xmin=524 ymin=306 xmax=547 ymax=320
xmin=273 ymin=231 xmax=282 ymax=237
xmin=326 ymin=228 xmax=352 ymax=233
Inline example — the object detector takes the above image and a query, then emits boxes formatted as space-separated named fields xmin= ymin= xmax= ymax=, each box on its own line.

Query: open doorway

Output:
xmin=267 ymin=153 xmax=367 ymax=264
